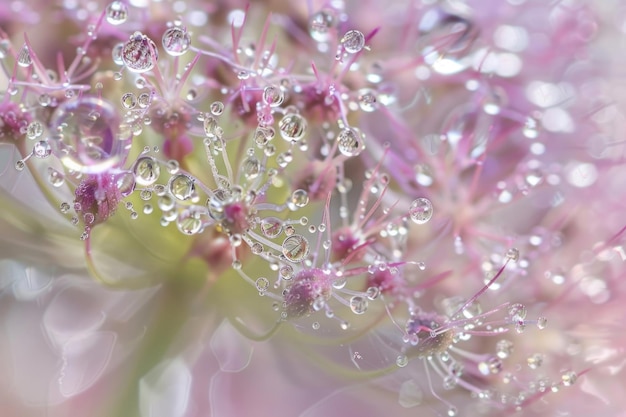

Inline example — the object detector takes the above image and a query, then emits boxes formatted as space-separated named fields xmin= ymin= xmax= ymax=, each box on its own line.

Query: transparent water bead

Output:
xmin=341 ymin=30 xmax=365 ymax=54
xmin=279 ymin=113 xmax=307 ymax=142
xmin=49 ymin=97 xmax=131 ymax=174
xmin=105 ymin=1 xmax=128 ymax=25
xmin=309 ymin=9 xmax=337 ymax=42
xmin=176 ymin=208 xmax=203 ymax=235
xmin=133 ymin=156 xmax=160 ymax=186
xmin=409 ymin=198 xmax=433 ymax=224
xmin=33 ymin=140 xmax=51 ymax=158
xmin=282 ymin=234 xmax=310 ymax=262
xmin=17 ymin=44 xmax=32 ymax=67
xmin=262 ymin=85 xmax=284 ymax=107
xmin=122 ymin=32 xmax=158 ymax=73
xmin=337 ymin=127 xmax=365 ymax=157
xmin=162 ymin=26 xmax=191 ymax=56
xmin=261 ymin=217 xmax=282 ymax=238
xmin=255 ymin=277 xmax=270 ymax=293
xmin=349 ymin=295 xmax=368 ymax=314
xmin=169 ymin=174 xmax=195 ymax=201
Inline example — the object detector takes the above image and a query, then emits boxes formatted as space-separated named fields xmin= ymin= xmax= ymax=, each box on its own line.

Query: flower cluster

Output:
xmin=1 ymin=1 xmax=625 ymax=416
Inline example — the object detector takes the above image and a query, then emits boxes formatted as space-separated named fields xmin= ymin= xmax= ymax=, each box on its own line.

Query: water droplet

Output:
xmin=241 ymin=156 xmax=261 ymax=180
xmin=121 ymin=92 xmax=137 ymax=109
xmin=366 ymin=286 xmax=380 ymax=300
xmin=505 ymin=248 xmax=519 ymax=261
xmin=279 ymin=265 xmax=294 ymax=280
xmin=349 ymin=295 xmax=368 ymax=314
xmin=169 ymin=174 xmax=195 ymax=201
xmin=508 ymin=303 xmax=527 ymax=321
xmin=409 ymin=198 xmax=433 ymax=224
xmin=133 ymin=156 xmax=160 ymax=186
xmin=290 ymin=189 xmax=309 ymax=209
xmin=262 ymin=85 xmax=284 ymax=107
xmin=176 ymin=208 xmax=202 ymax=235
xmin=561 ymin=371 xmax=577 ymax=386
xmin=33 ymin=140 xmax=51 ymax=158
xmin=341 ymin=30 xmax=365 ymax=54
xmin=357 ymin=88 xmax=378 ymax=112
xmin=527 ymin=353 xmax=544 ymax=369
xmin=279 ymin=113 xmax=307 ymax=142
xmin=478 ymin=356 xmax=502 ymax=375
xmin=47 ymin=168 xmax=65 ymax=187
xmin=447 ymin=406 xmax=458 ymax=417
xmin=282 ymin=234 xmax=310 ymax=262
xmin=210 ymin=101 xmax=224 ymax=116
xmin=60 ymin=202 xmax=71 ymax=214
xmin=49 ymin=97 xmax=131 ymax=174
xmin=255 ymin=277 xmax=270 ymax=293
xmin=396 ymin=354 xmax=409 ymax=367
xmin=312 ymin=321 xmax=320 ymax=330
xmin=105 ymin=1 xmax=128 ymax=25
xmin=337 ymin=127 xmax=365 ymax=157
xmin=309 ymin=9 xmax=337 ymax=42
xmin=496 ymin=340 xmax=514 ymax=359
xmin=26 ymin=121 xmax=43 ymax=139
xmin=17 ymin=44 xmax=32 ymax=67
xmin=162 ymin=26 xmax=191 ymax=56
xmin=137 ymin=92 xmax=151 ymax=108
xmin=260 ymin=217 xmax=283 ymax=238
xmin=536 ymin=317 xmax=547 ymax=330
xmin=122 ymin=32 xmax=158 ymax=73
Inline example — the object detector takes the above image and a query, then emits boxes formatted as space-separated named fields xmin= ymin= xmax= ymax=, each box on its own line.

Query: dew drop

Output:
xmin=312 ymin=321 xmax=320 ymax=330
xmin=536 ymin=317 xmax=547 ymax=330
xmin=260 ymin=217 xmax=283 ymax=238
xmin=122 ymin=32 xmax=158 ymax=73
xmin=409 ymin=198 xmax=433 ymax=224
xmin=169 ymin=174 xmax=195 ymax=201
xmin=162 ymin=26 xmax=191 ymax=56
xmin=396 ymin=354 xmax=408 ymax=367
xmin=279 ymin=113 xmax=307 ymax=142
xmin=505 ymin=248 xmax=520 ymax=261
xmin=33 ymin=140 xmax=51 ymax=158
xmin=561 ymin=371 xmax=577 ymax=386
xmin=357 ymin=88 xmax=378 ymax=112
xmin=176 ymin=209 xmax=202 ymax=235
xmin=17 ymin=44 xmax=32 ymax=67
xmin=60 ymin=202 xmax=71 ymax=214
xmin=121 ymin=92 xmax=137 ymax=109
xmin=105 ymin=1 xmax=128 ymax=25
xmin=47 ymin=168 xmax=65 ymax=187
xmin=527 ymin=353 xmax=544 ymax=369
xmin=133 ymin=156 xmax=160 ymax=186
xmin=289 ymin=189 xmax=309 ymax=209
xmin=282 ymin=234 xmax=310 ymax=262
xmin=255 ymin=277 xmax=270 ymax=293
xmin=337 ymin=127 xmax=365 ymax=157
xmin=210 ymin=101 xmax=224 ymax=116
xmin=241 ymin=156 xmax=261 ymax=180
xmin=349 ymin=295 xmax=368 ymax=314
xmin=262 ymin=85 xmax=284 ymax=107
xmin=49 ymin=97 xmax=131 ymax=174
xmin=341 ymin=30 xmax=365 ymax=54
xmin=250 ymin=242 xmax=263 ymax=254
xmin=26 ymin=121 xmax=43 ymax=139
xmin=279 ymin=265 xmax=294 ymax=280
xmin=496 ymin=340 xmax=514 ymax=359
xmin=309 ymin=9 xmax=337 ymax=42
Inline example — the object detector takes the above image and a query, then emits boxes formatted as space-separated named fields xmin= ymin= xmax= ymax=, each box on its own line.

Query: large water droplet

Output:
xmin=337 ymin=127 xmax=365 ymax=157
xmin=122 ymin=32 xmax=158 ymax=73
xmin=341 ymin=30 xmax=365 ymax=54
xmin=409 ymin=198 xmax=433 ymax=224
xmin=279 ymin=113 xmax=307 ymax=142
xmin=162 ymin=26 xmax=191 ymax=56
xmin=309 ymin=9 xmax=337 ymax=42
xmin=282 ymin=234 xmax=310 ymax=262
xmin=169 ymin=174 xmax=195 ymax=201
xmin=17 ymin=44 xmax=32 ymax=67
xmin=49 ymin=97 xmax=131 ymax=174
xmin=105 ymin=1 xmax=128 ymax=25
xmin=349 ymin=295 xmax=368 ymax=314
xmin=260 ymin=217 xmax=283 ymax=238
xmin=133 ymin=156 xmax=160 ymax=186
xmin=262 ymin=85 xmax=284 ymax=107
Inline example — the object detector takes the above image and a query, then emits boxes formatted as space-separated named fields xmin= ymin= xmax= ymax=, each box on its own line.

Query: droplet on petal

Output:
xmin=122 ymin=32 xmax=158 ymax=73
xmin=409 ymin=198 xmax=433 ymax=224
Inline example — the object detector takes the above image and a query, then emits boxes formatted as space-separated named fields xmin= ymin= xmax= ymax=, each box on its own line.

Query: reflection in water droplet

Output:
xmin=49 ymin=97 xmax=131 ymax=174
xmin=282 ymin=234 xmax=310 ymax=262
xmin=122 ymin=32 xmax=158 ymax=73
xmin=409 ymin=198 xmax=433 ymax=224
xmin=106 ymin=1 xmax=128 ymax=25
xmin=162 ymin=26 xmax=191 ymax=56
